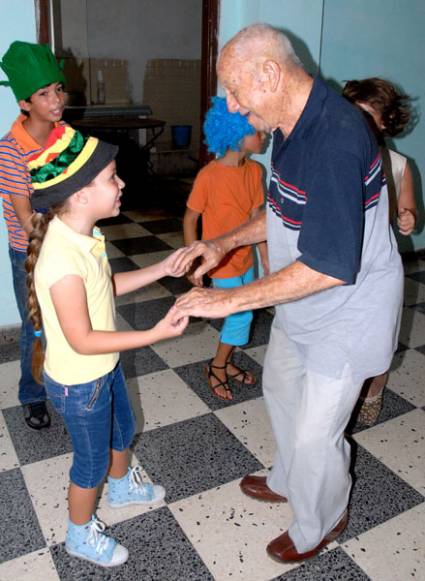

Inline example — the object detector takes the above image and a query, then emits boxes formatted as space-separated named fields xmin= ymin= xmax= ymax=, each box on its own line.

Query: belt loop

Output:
xmin=64 ymin=386 xmax=69 ymax=396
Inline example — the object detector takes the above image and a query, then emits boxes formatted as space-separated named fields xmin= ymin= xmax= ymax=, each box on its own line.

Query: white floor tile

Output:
xmin=388 ymin=350 xmax=425 ymax=406
xmin=157 ymin=231 xmax=185 ymax=249
xmin=0 ymin=360 xmax=20 ymax=409
xmin=102 ymin=222 xmax=151 ymax=240
xmin=0 ymin=411 xmax=19 ymax=472
xmin=342 ymin=503 xmax=425 ymax=581
xmin=127 ymin=369 xmax=209 ymax=432
xmin=0 ymin=548 xmax=59 ymax=581
xmin=131 ymin=250 xmax=174 ymax=268
xmin=21 ymin=453 xmax=164 ymax=546
xmin=152 ymin=321 xmax=220 ymax=367
xmin=398 ymin=308 xmax=425 ymax=348
xmin=215 ymin=398 xmax=275 ymax=468
xmin=354 ymin=409 xmax=425 ymax=495
xmin=169 ymin=476 xmax=296 ymax=581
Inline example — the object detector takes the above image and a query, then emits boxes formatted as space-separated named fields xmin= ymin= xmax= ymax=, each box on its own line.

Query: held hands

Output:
xmin=398 ymin=208 xmax=416 ymax=236
xmin=154 ymin=305 xmax=189 ymax=340
xmin=160 ymin=247 xmax=192 ymax=278
xmin=172 ymin=239 xmax=226 ymax=287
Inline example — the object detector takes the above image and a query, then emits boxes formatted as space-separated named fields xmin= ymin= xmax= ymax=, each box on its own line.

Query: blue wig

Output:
xmin=203 ymin=96 xmax=255 ymax=157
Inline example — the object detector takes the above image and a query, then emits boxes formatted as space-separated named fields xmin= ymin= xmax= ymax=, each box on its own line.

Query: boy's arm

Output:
xmin=183 ymin=207 xmax=200 ymax=246
xmin=9 ymin=194 xmax=33 ymax=236
xmin=397 ymin=162 xmax=417 ymax=235
xmin=112 ymin=247 xmax=188 ymax=296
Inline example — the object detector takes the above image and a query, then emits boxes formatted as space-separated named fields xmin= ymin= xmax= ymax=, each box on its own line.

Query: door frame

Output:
xmin=35 ymin=0 xmax=220 ymax=165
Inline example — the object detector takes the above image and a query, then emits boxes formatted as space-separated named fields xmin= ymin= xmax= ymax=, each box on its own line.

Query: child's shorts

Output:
xmin=212 ymin=266 xmax=254 ymax=346
xmin=43 ymin=362 xmax=135 ymax=489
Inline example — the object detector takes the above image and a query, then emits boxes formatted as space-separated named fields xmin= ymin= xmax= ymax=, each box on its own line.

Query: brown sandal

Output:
xmin=226 ymin=360 xmax=256 ymax=385
xmin=205 ymin=361 xmax=233 ymax=401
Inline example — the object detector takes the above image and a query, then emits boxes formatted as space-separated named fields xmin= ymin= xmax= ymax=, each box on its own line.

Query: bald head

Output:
xmin=218 ymin=23 xmax=302 ymax=79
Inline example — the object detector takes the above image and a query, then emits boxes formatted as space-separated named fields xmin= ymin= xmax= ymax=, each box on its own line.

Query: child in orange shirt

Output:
xmin=183 ymin=97 xmax=268 ymax=400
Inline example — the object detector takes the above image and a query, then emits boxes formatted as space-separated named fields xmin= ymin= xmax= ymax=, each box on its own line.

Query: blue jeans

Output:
xmin=44 ymin=363 xmax=136 ymax=488
xmin=212 ymin=267 xmax=255 ymax=346
xmin=9 ymin=246 xmax=46 ymax=405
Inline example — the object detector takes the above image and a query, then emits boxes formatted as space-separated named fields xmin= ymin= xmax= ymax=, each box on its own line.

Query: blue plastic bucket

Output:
xmin=171 ymin=125 xmax=192 ymax=149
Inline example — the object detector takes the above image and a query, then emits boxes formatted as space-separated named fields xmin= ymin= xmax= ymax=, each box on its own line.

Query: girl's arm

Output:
xmin=50 ymin=274 xmax=188 ymax=355
xmin=183 ymin=207 xmax=203 ymax=286
xmin=10 ymin=194 xmax=33 ymax=236
xmin=112 ymin=247 xmax=188 ymax=296
xmin=397 ymin=162 xmax=417 ymax=235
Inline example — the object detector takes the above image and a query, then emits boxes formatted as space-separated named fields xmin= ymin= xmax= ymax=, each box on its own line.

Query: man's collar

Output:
xmin=287 ymin=76 xmax=328 ymax=141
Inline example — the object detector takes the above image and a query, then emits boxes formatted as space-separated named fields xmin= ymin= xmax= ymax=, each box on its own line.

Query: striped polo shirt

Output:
xmin=0 ymin=115 xmax=65 ymax=252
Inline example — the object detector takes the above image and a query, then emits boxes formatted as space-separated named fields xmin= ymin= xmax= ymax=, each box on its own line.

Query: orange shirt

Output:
xmin=187 ymin=159 xmax=264 ymax=278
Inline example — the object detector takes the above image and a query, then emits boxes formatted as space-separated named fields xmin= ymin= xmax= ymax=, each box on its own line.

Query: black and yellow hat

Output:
xmin=29 ymin=125 xmax=118 ymax=210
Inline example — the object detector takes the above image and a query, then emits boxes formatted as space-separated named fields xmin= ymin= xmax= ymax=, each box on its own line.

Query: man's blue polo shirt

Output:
xmin=267 ymin=76 xmax=403 ymax=382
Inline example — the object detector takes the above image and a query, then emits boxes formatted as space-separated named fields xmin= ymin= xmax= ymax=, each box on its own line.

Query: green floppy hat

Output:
xmin=0 ymin=41 xmax=66 ymax=101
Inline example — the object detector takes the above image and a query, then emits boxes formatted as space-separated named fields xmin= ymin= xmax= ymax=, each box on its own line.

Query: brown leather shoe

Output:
xmin=266 ymin=511 xmax=348 ymax=563
xmin=240 ymin=475 xmax=287 ymax=502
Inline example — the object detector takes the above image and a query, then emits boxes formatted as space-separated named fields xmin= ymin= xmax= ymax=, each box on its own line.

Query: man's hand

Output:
xmin=397 ymin=208 xmax=416 ymax=236
xmin=175 ymin=286 xmax=235 ymax=319
xmin=173 ymin=239 xmax=227 ymax=286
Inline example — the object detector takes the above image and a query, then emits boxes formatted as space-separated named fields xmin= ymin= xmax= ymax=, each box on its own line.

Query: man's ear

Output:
xmin=18 ymin=99 xmax=31 ymax=112
xmin=262 ymin=60 xmax=281 ymax=93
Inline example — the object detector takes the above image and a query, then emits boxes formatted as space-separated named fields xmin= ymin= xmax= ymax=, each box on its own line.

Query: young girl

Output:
xmin=25 ymin=127 xmax=188 ymax=567
xmin=183 ymin=97 xmax=268 ymax=401
xmin=343 ymin=77 xmax=417 ymax=425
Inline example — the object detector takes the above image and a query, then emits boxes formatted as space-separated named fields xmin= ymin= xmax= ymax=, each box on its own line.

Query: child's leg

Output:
xmin=69 ymin=483 xmax=98 ymax=525
xmin=107 ymin=364 xmax=165 ymax=506
xmin=208 ymin=342 xmax=235 ymax=400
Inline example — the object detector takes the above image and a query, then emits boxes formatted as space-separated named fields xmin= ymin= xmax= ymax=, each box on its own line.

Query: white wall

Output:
xmin=59 ymin=0 xmax=202 ymax=103
xmin=0 ymin=0 xmax=36 ymax=327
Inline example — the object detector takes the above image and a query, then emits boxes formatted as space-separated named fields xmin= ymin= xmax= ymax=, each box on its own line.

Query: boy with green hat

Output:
xmin=0 ymin=40 xmax=68 ymax=430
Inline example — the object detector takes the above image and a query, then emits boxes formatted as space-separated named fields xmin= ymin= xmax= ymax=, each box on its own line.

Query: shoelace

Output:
xmin=129 ymin=465 xmax=145 ymax=491
xmin=87 ymin=518 xmax=111 ymax=555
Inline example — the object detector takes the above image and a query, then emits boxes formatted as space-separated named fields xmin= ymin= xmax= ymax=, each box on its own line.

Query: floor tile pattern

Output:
xmin=0 ymin=211 xmax=424 ymax=580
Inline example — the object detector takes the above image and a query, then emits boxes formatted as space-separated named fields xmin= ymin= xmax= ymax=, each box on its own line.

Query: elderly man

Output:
xmin=175 ymin=23 xmax=403 ymax=562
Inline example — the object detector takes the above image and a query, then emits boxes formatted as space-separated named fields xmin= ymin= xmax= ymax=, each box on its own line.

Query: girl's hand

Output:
xmin=153 ymin=305 xmax=189 ymax=340
xmin=398 ymin=208 xmax=416 ymax=236
xmin=161 ymin=247 xmax=191 ymax=278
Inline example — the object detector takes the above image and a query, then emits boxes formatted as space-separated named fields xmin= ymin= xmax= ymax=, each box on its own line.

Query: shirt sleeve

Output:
xmin=0 ymin=144 xmax=31 ymax=198
xmin=186 ymin=168 xmax=209 ymax=214
xmin=41 ymin=250 xmax=87 ymax=289
xmin=297 ymin=147 xmax=364 ymax=284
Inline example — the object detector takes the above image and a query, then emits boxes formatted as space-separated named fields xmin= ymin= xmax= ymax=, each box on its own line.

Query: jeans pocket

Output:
xmin=86 ymin=377 xmax=103 ymax=411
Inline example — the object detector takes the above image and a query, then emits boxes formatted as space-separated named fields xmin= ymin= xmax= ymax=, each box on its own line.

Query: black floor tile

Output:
xmin=120 ymin=347 xmax=168 ymax=379
xmin=208 ymin=308 xmax=273 ymax=349
xmin=117 ymin=296 xmax=175 ymax=330
xmin=109 ymin=257 xmax=139 ymax=274
xmin=3 ymin=403 xmax=72 ymax=466
xmin=157 ymin=275 xmax=192 ymax=295
xmin=50 ymin=507 xmax=213 ymax=580
xmin=406 ymin=271 xmax=425 ymax=284
xmin=338 ymin=444 xmax=424 ymax=543
xmin=133 ymin=413 xmax=263 ymax=503
xmin=112 ymin=236 xmax=173 ymax=255
xmin=0 ymin=468 xmax=46 ymax=562
xmin=174 ymin=350 xmax=263 ymax=411
xmin=139 ymin=218 xmax=183 ymax=234
xmin=98 ymin=214 xmax=133 ymax=226
xmin=411 ymin=302 xmax=425 ymax=315
xmin=414 ymin=344 xmax=425 ymax=357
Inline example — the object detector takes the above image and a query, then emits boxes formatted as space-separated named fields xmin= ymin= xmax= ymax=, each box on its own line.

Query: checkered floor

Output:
xmin=0 ymin=208 xmax=424 ymax=581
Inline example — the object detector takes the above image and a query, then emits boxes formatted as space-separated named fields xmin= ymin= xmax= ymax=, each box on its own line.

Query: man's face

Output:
xmin=218 ymin=54 xmax=275 ymax=132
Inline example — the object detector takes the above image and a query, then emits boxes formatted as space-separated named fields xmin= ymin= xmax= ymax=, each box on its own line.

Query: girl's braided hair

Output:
xmin=25 ymin=205 xmax=64 ymax=383
xmin=342 ymin=77 xmax=411 ymax=137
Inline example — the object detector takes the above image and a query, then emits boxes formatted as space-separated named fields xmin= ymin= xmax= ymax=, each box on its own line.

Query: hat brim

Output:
xmin=31 ymin=140 xmax=118 ymax=210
